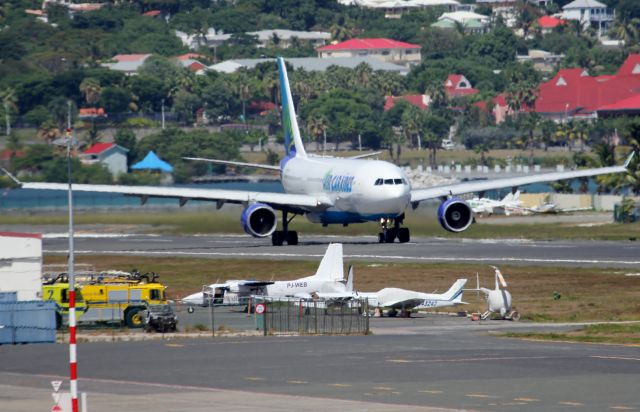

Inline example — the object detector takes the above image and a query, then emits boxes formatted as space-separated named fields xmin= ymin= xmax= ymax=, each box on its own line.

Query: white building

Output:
xmin=561 ymin=0 xmax=614 ymax=37
xmin=81 ymin=142 xmax=129 ymax=176
xmin=317 ymin=38 xmax=421 ymax=65
xmin=0 ymin=232 xmax=43 ymax=301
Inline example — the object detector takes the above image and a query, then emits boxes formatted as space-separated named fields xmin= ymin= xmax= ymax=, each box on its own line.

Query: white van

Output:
xmin=441 ymin=139 xmax=455 ymax=150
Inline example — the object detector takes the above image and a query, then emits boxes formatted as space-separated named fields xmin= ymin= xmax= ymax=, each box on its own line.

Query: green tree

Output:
xmin=0 ymin=87 xmax=18 ymax=136
xmin=114 ymin=127 xmax=137 ymax=164
xmin=79 ymin=78 xmax=102 ymax=106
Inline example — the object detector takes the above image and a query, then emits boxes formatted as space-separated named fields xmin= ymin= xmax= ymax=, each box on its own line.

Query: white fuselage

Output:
xmin=265 ymin=276 xmax=347 ymax=296
xmin=281 ymin=156 xmax=411 ymax=223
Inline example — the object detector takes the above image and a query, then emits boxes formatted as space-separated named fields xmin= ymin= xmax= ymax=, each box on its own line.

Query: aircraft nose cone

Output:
xmin=182 ymin=292 xmax=204 ymax=305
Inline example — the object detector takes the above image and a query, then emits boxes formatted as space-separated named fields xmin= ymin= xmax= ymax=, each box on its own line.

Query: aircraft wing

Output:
xmin=410 ymin=153 xmax=634 ymax=203
xmin=183 ymin=157 xmax=280 ymax=171
xmin=19 ymin=182 xmax=329 ymax=209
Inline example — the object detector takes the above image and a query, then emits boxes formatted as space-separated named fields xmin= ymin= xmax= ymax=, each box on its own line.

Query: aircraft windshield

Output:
xmin=374 ymin=178 xmax=407 ymax=186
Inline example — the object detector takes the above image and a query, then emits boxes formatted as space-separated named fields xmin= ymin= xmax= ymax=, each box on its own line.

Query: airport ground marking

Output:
xmin=465 ymin=393 xmax=497 ymax=399
xmin=45 ymin=249 xmax=640 ymax=267
xmin=591 ymin=355 xmax=640 ymax=361
xmin=328 ymin=383 xmax=352 ymax=388
xmin=287 ymin=380 xmax=308 ymax=385
xmin=559 ymin=401 xmax=585 ymax=406
xmin=609 ymin=406 xmax=635 ymax=410
xmin=244 ymin=377 xmax=265 ymax=381
xmin=373 ymin=386 xmax=395 ymax=391
xmin=164 ymin=343 xmax=184 ymax=348
xmin=387 ymin=355 xmax=553 ymax=364
xmin=514 ymin=397 xmax=539 ymax=402
xmin=419 ymin=390 xmax=443 ymax=395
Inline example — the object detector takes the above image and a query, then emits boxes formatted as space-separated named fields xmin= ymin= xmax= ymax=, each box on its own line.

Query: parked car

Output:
xmin=143 ymin=304 xmax=178 ymax=332
xmin=441 ymin=139 xmax=455 ymax=150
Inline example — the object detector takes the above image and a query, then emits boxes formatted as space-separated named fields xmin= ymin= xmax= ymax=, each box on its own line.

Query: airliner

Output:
xmin=4 ymin=57 xmax=634 ymax=246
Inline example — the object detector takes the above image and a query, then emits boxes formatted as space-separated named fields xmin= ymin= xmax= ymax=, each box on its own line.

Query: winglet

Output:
xmin=0 ymin=167 xmax=21 ymax=185
xmin=623 ymin=151 xmax=636 ymax=169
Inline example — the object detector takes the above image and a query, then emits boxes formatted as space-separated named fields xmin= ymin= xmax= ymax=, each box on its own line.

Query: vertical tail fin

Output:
xmin=313 ymin=243 xmax=344 ymax=281
xmin=346 ymin=265 xmax=354 ymax=292
xmin=277 ymin=57 xmax=307 ymax=158
xmin=491 ymin=266 xmax=507 ymax=290
xmin=442 ymin=279 xmax=467 ymax=301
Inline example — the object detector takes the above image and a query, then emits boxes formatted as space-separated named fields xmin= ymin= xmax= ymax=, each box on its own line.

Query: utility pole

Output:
xmin=66 ymin=100 xmax=79 ymax=412
xmin=161 ymin=98 xmax=165 ymax=130
xmin=4 ymin=100 xmax=10 ymax=137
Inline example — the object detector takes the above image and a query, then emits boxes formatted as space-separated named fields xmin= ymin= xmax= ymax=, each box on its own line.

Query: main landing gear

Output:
xmin=378 ymin=215 xmax=410 ymax=244
xmin=272 ymin=210 xmax=298 ymax=246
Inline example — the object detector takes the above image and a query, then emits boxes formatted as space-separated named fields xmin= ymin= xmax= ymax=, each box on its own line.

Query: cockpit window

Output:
xmin=394 ymin=179 xmax=403 ymax=185
xmin=374 ymin=178 xmax=383 ymax=186
xmin=384 ymin=179 xmax=394 ymax=185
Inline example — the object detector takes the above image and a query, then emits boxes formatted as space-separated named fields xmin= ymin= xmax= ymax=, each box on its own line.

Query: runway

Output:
xmin=2 ymin=316 xmax=639 ymax=411
xmin=41 ymin=232 xmax=640 ymax=268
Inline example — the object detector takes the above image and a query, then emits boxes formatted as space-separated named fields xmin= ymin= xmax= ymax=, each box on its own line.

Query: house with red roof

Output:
xmin=536 ymin=16 xmax=566 ymax=34
xmin=383 ymin=95 xmax=431 ymax=112
xmin=103 ymin=54 xmax=152 ymax=75
xmin=78 ymin=108 xmax=107 ymax=118
xmin=142 ymin=10 xmax=161 ymax=17
xmin=317 ymin=38 xmax=421 ymax=65
xmin=81 ymin=142 xmax=129 ymax=176
xmin=534 ymin=55 xmax=640 ymax=121
xmin=444 ymin=74 xmax=479 ymax=99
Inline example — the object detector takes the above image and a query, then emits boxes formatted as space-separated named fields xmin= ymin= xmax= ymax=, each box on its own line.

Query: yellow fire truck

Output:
xmin=42 ymin=272 xmax=169 ymax=328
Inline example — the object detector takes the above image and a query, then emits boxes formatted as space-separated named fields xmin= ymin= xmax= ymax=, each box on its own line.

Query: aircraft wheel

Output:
xmin=272 ymin=231 xmax=284 ymax=246
xmin=384 ymin=228 xmax=396 ymax=243
xmin=378 ymin=233 xmax=385 ymax=243
xmin=285 ymin=231 xmax=298 ymax=245
xmin=400 ymin=310 xmax=411 ymax=318
xmin=397 ymin=228 xmax=410 ymax=243
xmin=387 ymin=309 xmax=398 ymax=317
xmin=510 ymin=311 xmax=520 ymax=321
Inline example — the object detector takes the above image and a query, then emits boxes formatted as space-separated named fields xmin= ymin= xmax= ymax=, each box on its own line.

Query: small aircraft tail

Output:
xmin=313 ymin=243 xmax=344 ymax=281
xmin=491 ymin=266 xmax=508 ymax=290
xmin=441 ymin=278 xmax=467 ymax=302
xmin=277 ymin=57 xmax=307 ymax=158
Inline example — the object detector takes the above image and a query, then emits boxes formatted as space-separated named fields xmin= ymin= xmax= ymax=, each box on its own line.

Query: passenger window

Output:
xmin=374 ymin=178 xmax=383 ymax=186
xmin=150 ymin=289 xmax=160 ymax=300
xmin=384 ymin=179 xmax=393 ymax=185
xmin=394 ymin=179 xmax=402 ymax=185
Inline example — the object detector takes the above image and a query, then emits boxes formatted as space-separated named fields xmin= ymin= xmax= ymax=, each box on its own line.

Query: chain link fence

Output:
xmin=263 ymin=299 xmax=369 ymax=335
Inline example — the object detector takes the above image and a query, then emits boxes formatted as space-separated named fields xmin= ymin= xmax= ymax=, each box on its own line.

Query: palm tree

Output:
xmin=37 ymin=120 xmax=61 ymax=144
xmin=539 ymin=120 xmax=557 ymax=151
xmin=307 ymin=115 xmax=328 ymax=152
xmin=1 ymin=88 xmax=18 ymax=137
xmin=79 ymin=78 xmax=102 ymax=106
xmin=354 ymin=63 xmax=373 ymax=89
xmin=474 ymin=143 xmax=490 ymax=166
xmin=425 ymin=80 xmax=447 ymax=110
xmin=330 ymin=17 xmax=355 ymax=42
xmin=401 ymin=105 xmax=424 ymax=150
xmin=522 ymin=112 xmax=542 ymax=166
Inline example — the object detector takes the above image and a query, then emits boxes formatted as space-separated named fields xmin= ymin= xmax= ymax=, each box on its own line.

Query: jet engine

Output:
xmin=241 ymin=203 xmax=277 ymax=238
xmin=437 ymin=198 xmax=473 ymax=233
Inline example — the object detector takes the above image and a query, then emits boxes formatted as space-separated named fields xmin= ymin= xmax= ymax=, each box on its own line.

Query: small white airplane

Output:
xmin=181 ymin=243 xmax=348 ymax=306
xmin=468 ymin=191 xmax=523 ymax=216
xmin=2 ymin=57 xmax=634 ymax=245
xmin=472 ymin=266 xmax=519 ymax=321
xmin=313 ymin=266 xmax=467 ymax=318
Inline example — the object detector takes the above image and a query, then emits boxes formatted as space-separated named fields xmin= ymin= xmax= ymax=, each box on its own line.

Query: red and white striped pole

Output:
xmin=65 ymin=109 xmax=79 ymax=412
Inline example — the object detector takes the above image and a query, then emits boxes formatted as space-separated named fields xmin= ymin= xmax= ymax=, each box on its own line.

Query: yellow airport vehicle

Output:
xmin=42 ymin=272 xmax=169 ymax=328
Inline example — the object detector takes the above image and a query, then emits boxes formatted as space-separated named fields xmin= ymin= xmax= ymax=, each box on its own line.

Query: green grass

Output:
xmin=2 ymin=208 xmax=639 ymax=240
xmin=501 ymin=323 xmax=640 ymax=345
xmin=42 ymin=256 xmax=640 ymax=323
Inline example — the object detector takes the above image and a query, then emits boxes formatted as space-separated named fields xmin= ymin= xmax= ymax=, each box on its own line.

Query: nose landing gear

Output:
xmin=378 ymin=215 xmax=410 ymax=244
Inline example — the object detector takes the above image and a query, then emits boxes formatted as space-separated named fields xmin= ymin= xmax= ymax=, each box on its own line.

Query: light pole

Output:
xmin=58 ymin=100 xmax=79 ymax=412
xmin=161 ymin=98 xmax=165 ymax=130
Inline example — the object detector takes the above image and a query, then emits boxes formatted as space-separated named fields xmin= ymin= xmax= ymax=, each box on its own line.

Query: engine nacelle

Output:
xmin=437 ymin=198 xmax=473 ymax=233
xmin=241 ymin=203 xmax=277 ymax=238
